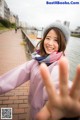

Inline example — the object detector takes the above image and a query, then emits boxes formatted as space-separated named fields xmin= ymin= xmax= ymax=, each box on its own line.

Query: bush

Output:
xmin=0 ymin=19 xmax=11 ymax=28
xmin=11 ymin=23 xmax=16 ymax=28
xmin=0 ymin=23 xmax=4 ymax=27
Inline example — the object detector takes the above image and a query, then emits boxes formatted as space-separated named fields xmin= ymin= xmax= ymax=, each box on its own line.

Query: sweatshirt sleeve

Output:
xmin=0 ymin=60 xmax=34 ymax=94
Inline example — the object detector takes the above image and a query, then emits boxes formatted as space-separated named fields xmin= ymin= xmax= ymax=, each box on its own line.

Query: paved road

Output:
xmin=0 ymin=29 xmax=30 ymax=120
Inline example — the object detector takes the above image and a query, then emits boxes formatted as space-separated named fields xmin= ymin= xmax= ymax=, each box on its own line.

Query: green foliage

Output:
xmin=71 ymin=34 xmax=80 ymax=38
xmin=0 ymin=19 xmax=17 ymax=30
xmin=0 ymin=22 xmax=7 ymax=30
xmin=11 ymin=23 xmax=16 ymax=28
xmin=0 ymin=23 xmax=4 ymax=27
xmin=0 ymin=19 xmax=11 ymax=28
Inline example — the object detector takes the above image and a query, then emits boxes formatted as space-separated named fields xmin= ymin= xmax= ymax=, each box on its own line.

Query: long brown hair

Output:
xmin=37 ymin=27 xmax=67 ymax=56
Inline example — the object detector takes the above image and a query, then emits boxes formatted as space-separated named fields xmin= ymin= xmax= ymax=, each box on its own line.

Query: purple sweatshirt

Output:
xmin=0 ymin=59 xmax=72 ymax=120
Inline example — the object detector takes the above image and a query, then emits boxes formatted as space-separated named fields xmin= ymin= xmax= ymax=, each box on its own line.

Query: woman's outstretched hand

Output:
xmin=36 ymin=57 xmax=80 ymax=120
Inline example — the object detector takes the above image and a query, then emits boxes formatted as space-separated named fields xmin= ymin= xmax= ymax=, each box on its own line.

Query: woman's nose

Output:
xmin=48 ymin=40 xmax=54 ymax=45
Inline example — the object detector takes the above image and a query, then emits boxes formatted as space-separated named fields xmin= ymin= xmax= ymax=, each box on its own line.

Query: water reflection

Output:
xmin=66 ymin=37 xmax=80 ymax=80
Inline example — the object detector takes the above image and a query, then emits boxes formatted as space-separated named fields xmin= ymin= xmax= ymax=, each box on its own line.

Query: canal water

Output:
xmin=66 ymin=36 xmax=80 ymax=80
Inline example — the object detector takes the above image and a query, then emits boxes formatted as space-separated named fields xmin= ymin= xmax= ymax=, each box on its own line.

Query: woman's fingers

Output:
xmin=59 ymin=57 xmax=69 ymax=96
xmin=70 ymin=64 xmax=80 ymax=100
xmin=39 ymin=63 xmax=57 ymax=100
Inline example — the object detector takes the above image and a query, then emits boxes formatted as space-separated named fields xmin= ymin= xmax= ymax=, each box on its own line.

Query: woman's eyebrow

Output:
xmin=46 ymin=35 xmax=51 ymax=37
xmin=46 ymin=35 xmax=57 ymax=39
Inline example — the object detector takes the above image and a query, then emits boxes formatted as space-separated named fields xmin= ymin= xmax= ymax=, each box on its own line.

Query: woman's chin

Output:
xmin=46 ymin=51 xmax=54 ymax=54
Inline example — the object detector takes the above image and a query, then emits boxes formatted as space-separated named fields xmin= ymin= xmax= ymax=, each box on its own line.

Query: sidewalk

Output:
xmin=0 ymin=29 xmax=30 ymax=120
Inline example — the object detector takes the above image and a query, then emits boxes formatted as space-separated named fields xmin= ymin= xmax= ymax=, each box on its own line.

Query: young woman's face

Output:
xmin=44 ymin=29 xmax=59 ymax=54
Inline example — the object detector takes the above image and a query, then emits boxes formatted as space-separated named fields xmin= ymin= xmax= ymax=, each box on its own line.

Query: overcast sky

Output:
xmin=5 ymin=0 xmax=80 ymax=30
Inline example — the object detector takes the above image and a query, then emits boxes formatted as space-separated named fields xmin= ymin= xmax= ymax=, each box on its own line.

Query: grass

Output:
xmin=0 ymin=26 xmax=14 ymax=31
xmin=0 ymin=23 xmax=6 ymax=30
xmin=0 ymin=23 xmax=14 ymax=30
xmin=0 ymin=27 xmax=8 ymax=30
xmin=71 ymin=34 xmax=80 ymax=38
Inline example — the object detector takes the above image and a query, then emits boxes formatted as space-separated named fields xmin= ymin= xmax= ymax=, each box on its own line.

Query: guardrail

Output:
xmin=21 ymin=29 xmax=39 ymax=54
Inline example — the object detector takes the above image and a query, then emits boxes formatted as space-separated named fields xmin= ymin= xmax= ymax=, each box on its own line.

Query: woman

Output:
xmin=0 ymin=22 xmax=79 ymax=120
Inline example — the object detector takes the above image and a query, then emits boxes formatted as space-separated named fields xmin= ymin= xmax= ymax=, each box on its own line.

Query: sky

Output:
xmin=5 ymin=0 xmax=80 ymax=30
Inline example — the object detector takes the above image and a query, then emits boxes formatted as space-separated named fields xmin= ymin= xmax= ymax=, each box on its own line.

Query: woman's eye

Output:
xmin=46 ymin=37 xmax=50 ymax=40
xmin=54 ymin=39 xmax=58 ymax=42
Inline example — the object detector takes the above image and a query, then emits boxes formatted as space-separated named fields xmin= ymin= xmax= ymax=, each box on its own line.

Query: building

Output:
xmin=0 ymin=0 xmax=19 ymax=27
xmin=55 ymin=20 xmax=70 ymax=28
xmin=64 ymin=21 xmax=70 ymax=27
xmin=0 ymin=0 xmax=10 ymax=20
xmin=9 ymin=12 xmax=19 ymax=27
xmin=71 ymin=26 xmax=80 ymax=35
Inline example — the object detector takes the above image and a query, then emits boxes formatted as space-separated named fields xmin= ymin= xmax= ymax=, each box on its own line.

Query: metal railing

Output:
xmin=21 ymin=29 xmax=39 ymax=54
